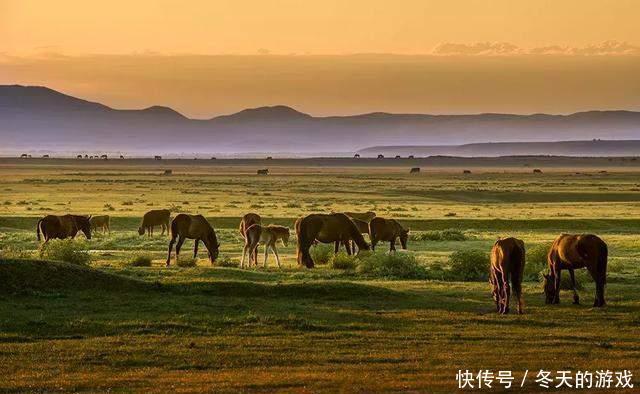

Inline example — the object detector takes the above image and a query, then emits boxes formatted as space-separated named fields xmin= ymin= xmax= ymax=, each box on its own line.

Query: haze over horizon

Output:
xmin=1 ymin=0 xmax=639 ymax=118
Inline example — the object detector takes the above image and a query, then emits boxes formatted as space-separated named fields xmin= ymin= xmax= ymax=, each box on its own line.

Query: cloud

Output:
xmin=432 ymin=42 xmax=521 ymax=56
xmin=434 ymin=40 xmax=640 ymax=56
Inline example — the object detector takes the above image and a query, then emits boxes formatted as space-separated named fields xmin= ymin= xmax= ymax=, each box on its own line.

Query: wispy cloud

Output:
xmin=433 ymin=40 xmax=640 ymax=56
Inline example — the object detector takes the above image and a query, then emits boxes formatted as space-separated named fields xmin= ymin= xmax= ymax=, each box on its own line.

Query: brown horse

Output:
xmin=241 ymin=224 xmax=290 ymax=268
xmin=369 ymin=217 xmax=409 ymax=252
xmin=543 ymin=234 xmax=608 ymax=307
xmin=239 ymin=213 xmax=262 ymax=263
xmin=138 ymin=209 xmax=171 ymax=236
xmin=166 ymin=214 xmax=220 ymax=266
xmin=297 ymin=213 xmax=370 ymax=268
xmin=89 ymin=215 xmax=110 ymax=234
xmin=335 ymin=217 xmax=370 ymax=254
xmin=490 ymin=237 xmax=525 ymax=314
xmin=37 ymin=214 xmax=92 ymax=243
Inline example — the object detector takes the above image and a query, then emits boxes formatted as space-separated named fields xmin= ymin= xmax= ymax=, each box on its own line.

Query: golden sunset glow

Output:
xmin=1 ymin=0 xmax=639 ymax=116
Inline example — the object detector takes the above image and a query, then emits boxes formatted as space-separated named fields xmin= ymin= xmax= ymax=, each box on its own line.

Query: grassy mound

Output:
xmin=0 ymin=259 xmax=147 ymax=294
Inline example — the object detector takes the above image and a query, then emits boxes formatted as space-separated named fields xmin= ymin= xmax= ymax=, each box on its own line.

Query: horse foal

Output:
xmin=241 ymin=224 xmax=290 ymax=269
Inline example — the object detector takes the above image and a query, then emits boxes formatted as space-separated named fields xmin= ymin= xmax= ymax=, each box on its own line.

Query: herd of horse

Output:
xmin=34 ymin=209 xmax=608 ymax=314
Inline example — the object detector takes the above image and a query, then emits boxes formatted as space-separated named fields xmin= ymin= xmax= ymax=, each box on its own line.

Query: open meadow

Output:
xmin=1 ymin=157 xmax=640 ymax=392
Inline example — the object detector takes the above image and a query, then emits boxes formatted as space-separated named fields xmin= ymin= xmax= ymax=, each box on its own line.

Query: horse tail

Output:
xmin=36 ymin=219 xmax=43 ymax=241
xmin=296 ymin=218 xmax=314 ymax=268
xmin=169 ymin=217 xmax=178 ymax=239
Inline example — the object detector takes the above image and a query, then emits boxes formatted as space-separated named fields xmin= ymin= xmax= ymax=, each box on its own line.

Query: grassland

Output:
xmin=1 ymin=157 xmax=640 ymax=392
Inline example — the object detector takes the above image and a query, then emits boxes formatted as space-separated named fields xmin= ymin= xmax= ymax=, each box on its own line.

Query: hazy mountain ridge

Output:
xmin=1 ymin=85 xmax=639 ymax=154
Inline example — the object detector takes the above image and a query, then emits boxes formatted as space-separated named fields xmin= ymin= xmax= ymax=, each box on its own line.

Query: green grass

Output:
xmin=1 ymin=159 xmax=640 ymax=391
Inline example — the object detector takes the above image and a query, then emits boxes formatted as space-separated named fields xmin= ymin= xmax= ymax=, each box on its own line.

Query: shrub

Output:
xmin=357 ymin=252 xmax=427 ymax=279
xmin=216 ymin=254 xmax=239 ymax=268
xmin=310 ymin=244 xmax=334 ymax=265
xmin=176 ymin=256 xmax=197 ymax=267
xmin=524 ymin=243 xmax=551 ymax=281
xmin=448 ymin=249 xmax=489 ymax=281
xmin=0 ymin=244 xmax=33 ymax=260
xmin=128 ymin=253 xmax=153 ymax=267
xmin=330 ymin=252 xmax=358 ymax=270
xmin=412 ymin=229 xmax=467 ymax=242
xmin=39 ymin=239 xmax=91 ymax=265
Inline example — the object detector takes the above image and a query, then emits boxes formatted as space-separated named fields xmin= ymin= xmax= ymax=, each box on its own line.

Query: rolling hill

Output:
xmin=1 ymin=85 xmax=639 ymax=155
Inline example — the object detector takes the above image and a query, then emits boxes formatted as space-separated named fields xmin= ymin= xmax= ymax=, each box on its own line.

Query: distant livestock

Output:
xmin=533 ymin=169 xmax=542 ymax=173
xmin=353 ymin=154 xmax=360 ymax=158
xmin=257 ymin=169 xmax=269 ymax=175
xmin=410 ymin=167 xmax=420 ymax=173
xmin=266 ymin=156 xmax=273 ymax=160
xmin=42 ymin=155 xmax=50 ymax=159
xmin=77 ymin=155 xmax=83 ymax=159
xmin=37 ymin=214 xmax=92 ymax=243
xmin=101 ymin=155 xmax=108 ymax=160
xmin=20 ymin=154 xmax=28 ymax=158
xmin=408 ymin=155 xmax=415 ymax=159
xmin=377 ymin=154 xmax=384 ymax=159
xmin=463 ymin=170 xmax=472 ymax=174
xmin=490 ymin=237 xmax=525 ymax=314
xmin=90 ymin=215 xmax=111 ymax=234
xmin=120 ymin=155 xmax=125 ymax=159
xmin=138 ymin=209 xmax=171 ymax=236
xmin=163 ymin=170 xmax=173 ymax=176
xmin=167 ymin=214 xmax=220 ymax=266
xmin=154 ymin=155 xmax=162 ymax=160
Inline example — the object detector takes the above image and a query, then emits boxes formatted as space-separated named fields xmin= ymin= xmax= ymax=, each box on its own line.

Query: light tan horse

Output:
xmin=490 ymin=237 xmax=525 ymax=314
xmin=90 ymin=215 xmax=110 ymax=234
xmin=241 ymin=224 xmax=290 ymax=268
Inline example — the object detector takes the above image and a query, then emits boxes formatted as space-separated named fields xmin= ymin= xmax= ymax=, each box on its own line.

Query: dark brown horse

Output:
xmin=297 ymin=213 xmax=370 ymax=268
xmin=543 ymin=234 xmax=608 ymax=307
xmin=335 ymin=217 xmax=370 ymax=254
xmin=166 ymin=214 xmax=220 ymax=266
xmin=490 ymin=237 xmax=525 ymax=314
xmin=138 ymin=209 xmax=171 ymax=236
xmin=239 ymin=213 xmax=262 ymax=263
xmin=369 ymin=217 xmax=409 ymax=252
xmin=37 ymin=214 xmax=92 ymax=243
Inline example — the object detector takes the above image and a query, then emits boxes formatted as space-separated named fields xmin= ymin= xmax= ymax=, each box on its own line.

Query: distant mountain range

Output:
xmin=1 ymin=85 xmax=639 ymax=155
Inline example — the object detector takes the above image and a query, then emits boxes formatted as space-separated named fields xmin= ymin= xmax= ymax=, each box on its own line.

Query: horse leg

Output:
xmin=264 ymin=242 xmax=270 ymax=268
xmin=240 ymin=243 xmax=248 ymax=269
xmin=569 ymin=269 xmax=580 ymax=304
xmin=166 ymin=235 xmax=176 ymax=266
xmin=390 ymin=237 xmax=396 ymax=252
xmin=175 ymin=236 xmax=185 ymax=262
xmin=193 ymin=239 xmax=199 ymax=259
xmin=344 ymin=241 xmax=352 ymax=255
xmin=502 ymin=271 xmax=511 ymax=314
xmin=272 ymin=244 xmax=282 ymax=268
xmin=589 ymin=264 xmax=606 ymax=307
xmin=371 ymin=239 xmax=377 ymax=251
xmin=334 ymin=241 xmax=340 ymax=254
xmin=553 ymin=268 xmax=562 ymax=304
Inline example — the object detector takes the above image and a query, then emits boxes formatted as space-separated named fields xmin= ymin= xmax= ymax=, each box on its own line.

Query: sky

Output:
xmin=1 ymin=0 xmax=639 ymax=117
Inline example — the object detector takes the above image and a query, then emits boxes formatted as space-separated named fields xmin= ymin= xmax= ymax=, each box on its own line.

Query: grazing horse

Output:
xmin=297 ymin=213 xmax=370 ymax=268
xmin=138 ymin=209 xmax=171 ymax=236
xmin=257 ymin=169 xmax=269 ymax=175
xmin=335 ymin=217 xmax=369 ymax=254
xmin=239 ymin=213 xmax=262 ymax=263
xmin=369 ymin=217 xmax=409 ymax=252
xmin=543 ymin=234 xmax=608 ymax=307
xmin=89 ymin=215 xmax=110 ymax=234
xmin=344 ymin=211 xmax=376 ymax=222
xmin=490 ymin=237 xmax=525 ymax=314
xmin=166 ymin=214 xmax=220 ymax=266
xmin=241 ymin=224 xmax=290 ymax=268
xmin=37 ymin=214 xmax=92 ymax=243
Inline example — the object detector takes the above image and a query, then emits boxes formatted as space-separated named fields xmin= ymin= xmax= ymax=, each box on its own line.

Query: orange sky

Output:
xmin=1 ymin=1 xmax=639 ymax=116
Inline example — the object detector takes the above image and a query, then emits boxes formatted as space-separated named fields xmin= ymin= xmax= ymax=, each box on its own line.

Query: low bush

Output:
xmin=330 ymin=252 xmax=358 ymax=270
xmin=412 ymin=229 xmax=467 ymax=242
xmin=39 ymin=239 xmax=91 ymax=265
xmin=176 ymin=256 xmax=197 ymax=268
xmin=357 ymin=252 xmax=427 ymax=279
xmin=448 ymin=249 xmax=489 ymax=281
xmin=128 ymin=253 xmax=153 ymax=267
xmin=524 ymin=243 xmax=551 ymax=281
xmin=0 ymin=244 xmax=34 ymax=260
xmin=310 ymin=244 xmax=334 ymax=265
xmin=216 ymin=254 xmax=239 ymax=268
